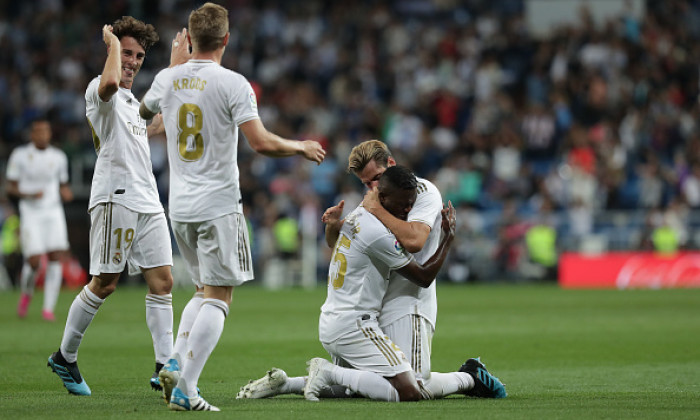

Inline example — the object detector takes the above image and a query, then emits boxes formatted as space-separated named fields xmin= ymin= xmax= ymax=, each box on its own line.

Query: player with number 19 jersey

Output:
xmin=86 ymin=76 xmax=163 ymax=214
xmin=141 ymin=60 xmax=259 ymax=223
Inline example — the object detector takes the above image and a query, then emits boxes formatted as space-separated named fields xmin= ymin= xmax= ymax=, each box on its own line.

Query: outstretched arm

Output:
xmin=363 ymin=187 xmax=430 ymax=253
xmin=395 ymin=202 xmax=456 ymax=288
xmin=239 ymin=119 xmax=326 ymax=164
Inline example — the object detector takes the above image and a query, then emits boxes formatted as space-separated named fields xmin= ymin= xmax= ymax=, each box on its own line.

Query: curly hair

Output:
xmin=112 ymin=16 xmax=159 ymax=52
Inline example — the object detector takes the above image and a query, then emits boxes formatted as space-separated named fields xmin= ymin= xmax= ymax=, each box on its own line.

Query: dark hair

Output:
xmin=380 ymin=165 xmax=417 ymax=191
xmin=112 ymin=16 xmax=159 ymax=52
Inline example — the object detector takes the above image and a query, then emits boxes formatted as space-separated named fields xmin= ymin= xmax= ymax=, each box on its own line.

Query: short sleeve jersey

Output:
xmin=85 ymin=77 xmax=163 ymax=213
xmin=319 ymin=206 xmax=414 ymax=342
xmin=379 ymin=177 xmax=443 ymax=329
xmin=141 ymin=60 xmax=259 ymax=222
xmin=6 ymin=143 xmax=69 ymax=215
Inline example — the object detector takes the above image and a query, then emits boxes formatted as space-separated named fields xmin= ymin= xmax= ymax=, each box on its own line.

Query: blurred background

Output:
xmin=2 ymin=0 xmax=699 ymax=290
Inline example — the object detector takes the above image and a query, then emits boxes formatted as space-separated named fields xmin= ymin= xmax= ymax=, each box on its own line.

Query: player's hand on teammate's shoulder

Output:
xmin=362 ymin=188 xmax=380 ymax=214
xmin=300 ymin=140 xmax=326 ymax=164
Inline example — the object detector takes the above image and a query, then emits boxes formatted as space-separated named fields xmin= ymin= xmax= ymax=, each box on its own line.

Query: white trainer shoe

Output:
xmin=169 ymin=387 xmax=220 ymax=411
xmin=303 ymin=358 xmax=333 ymax=402
xmin=236 ymin=368 xmax=288 ymax=399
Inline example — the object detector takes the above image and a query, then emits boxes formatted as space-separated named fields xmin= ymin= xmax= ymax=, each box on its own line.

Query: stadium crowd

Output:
xmin=2 ymin=0 xmax=700 ymax=283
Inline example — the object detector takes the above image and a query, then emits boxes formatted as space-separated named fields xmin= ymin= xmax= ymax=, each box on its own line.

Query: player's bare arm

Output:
xmin=146 ymin=113 xmax=165 ymax=137
xmin=240 ymin=118 xmax=326 ymax=164
xmin=363 ymin=187 xmax=431 ymax=253
xmin=98 ymin=25 xmax=121 ymax=102
xmin=322 ymin=200 xmax=345 ymax=248
xmin=59 ymin=184 xmax=74 ymax=202
xmin=395 ymin=201 xmax=456 ymax=288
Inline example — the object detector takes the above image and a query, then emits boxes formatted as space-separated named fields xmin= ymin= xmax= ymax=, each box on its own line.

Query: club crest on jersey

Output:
xmin=394 ymin=240 xmax=404 ymax=253
xmin=113 ymin=252 xmax=122 ymax=264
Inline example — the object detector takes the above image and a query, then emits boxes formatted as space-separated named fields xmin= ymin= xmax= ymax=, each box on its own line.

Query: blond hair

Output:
xmin=189 ymin=2 xmax=229 ymax=52
xmin=347 ymin=140 xmax=392 ymax=174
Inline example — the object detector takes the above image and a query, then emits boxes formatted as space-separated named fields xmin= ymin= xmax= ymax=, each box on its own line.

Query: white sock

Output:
xmin=280 ymin=376 xmax=306 ymax=394
xmin=422 ymin=372 xmax=474 ymax=399
xmin=43 ymin=261 xmax=63 ymax=312
xmin=146 ymin=293 xmax=173 ymax=364
xmin=330 ymin=365 xmax=399 ymax=402
xmin=19 ymin=262 xmax=36 ymax=295
xmin=180 ymin=298 xmax=228 ymax=397
xmin=280 ymin=376 xmax=348 ymax=397
xmin=60 ymin=285 xmax=105 ymax=362
xmin=172 ymin=291 xmax=204 ymax=366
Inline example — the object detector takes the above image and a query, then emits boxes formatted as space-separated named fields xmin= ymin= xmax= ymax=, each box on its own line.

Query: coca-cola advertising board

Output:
xmin=559 ymin=252 xmax=700 ymax=289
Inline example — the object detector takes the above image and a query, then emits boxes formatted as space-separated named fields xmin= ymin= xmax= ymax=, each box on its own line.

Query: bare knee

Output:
xmin=26 ymin=255 xmax=41 ymax=270
xmin=144 ymin=266 xmax=173 ymax=295
xmin=47 ymin=250 xmax=66 ymax=262
xmin=89 ymin=274 xmax=120 ymax=298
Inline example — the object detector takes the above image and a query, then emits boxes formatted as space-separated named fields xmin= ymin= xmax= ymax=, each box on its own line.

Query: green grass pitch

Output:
xmin=1 ymin=283 xmax=699 ymax=419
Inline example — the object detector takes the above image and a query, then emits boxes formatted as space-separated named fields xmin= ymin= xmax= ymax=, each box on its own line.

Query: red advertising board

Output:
xmin=559 ymin=252 xmax=700 ymax=289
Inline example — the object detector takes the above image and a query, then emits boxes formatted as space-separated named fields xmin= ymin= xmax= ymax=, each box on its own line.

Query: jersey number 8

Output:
xmin=177 ymin=103 xmax=204 ymax=161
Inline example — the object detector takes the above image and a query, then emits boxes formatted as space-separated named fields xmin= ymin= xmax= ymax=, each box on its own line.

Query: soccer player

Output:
xmin=139 ymin=3 xmax=326 ymax=411
xmin=6 ymin=118 xmax=73 ymax=322
xmin=248 ymin=165 xmax=455 ymax=402
xmin=47 ymin=17 xmax=175 ymax=397
xmin=238 ymin=140 xmax=505 ymax=400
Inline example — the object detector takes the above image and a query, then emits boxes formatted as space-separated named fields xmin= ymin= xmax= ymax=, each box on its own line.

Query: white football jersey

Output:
xmin=6 ymin=143 xmax=69 ymax=215
xmin=85 ymin=77 xmax=163 ymax=214
xmin=379 ymin=176 xmax=443 ymax=329
xmin=141 ymin=60 xmax=259 ymax=222
xmin=319 ymin=206 xmax=414 ymax=343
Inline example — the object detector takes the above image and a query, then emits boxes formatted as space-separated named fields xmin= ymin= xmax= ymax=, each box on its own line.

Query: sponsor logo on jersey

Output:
xmin=249 ymin=91 xmax=258 ymax=111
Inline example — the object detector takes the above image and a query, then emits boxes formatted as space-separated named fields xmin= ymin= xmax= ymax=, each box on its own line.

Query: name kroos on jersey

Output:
xmin=173 ymin=77 xmax=207 ymax=91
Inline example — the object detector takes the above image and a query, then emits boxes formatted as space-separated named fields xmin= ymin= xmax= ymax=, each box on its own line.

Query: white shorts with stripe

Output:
xmin=382 ymin=314 xmax=434 ymax=381
xmin=89 ymin=203 xmax=172 ymax=276
xmin=171 ymin=213 xmax=253 ymax=287
xmin=20 ymin=206 xmax=69 ymax=256
xmin=321 ymin=315 xmax=412 ymax=378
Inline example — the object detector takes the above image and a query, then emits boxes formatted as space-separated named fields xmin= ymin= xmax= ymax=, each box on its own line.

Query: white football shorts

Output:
xmin=89 ymin=203 xmax=173 ymax=276
xmin=19 ymin=206 xmax=69 ymax=256
xmin=382 ymin=314 xmax=434 ymax=381
xmin=171 ymin=212 xmax=254 ymax=287
xmin=322 ymin=315 xmax=413 ymax=378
